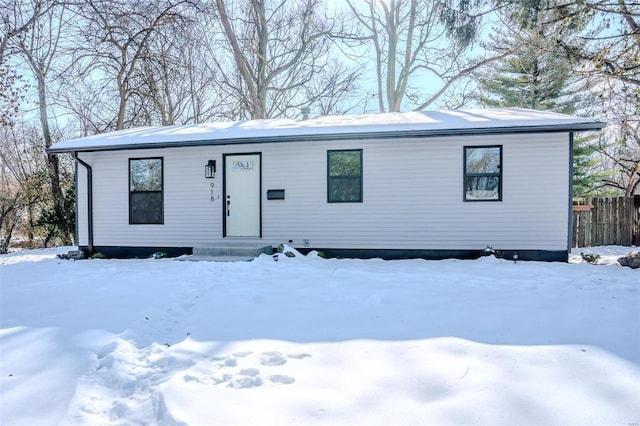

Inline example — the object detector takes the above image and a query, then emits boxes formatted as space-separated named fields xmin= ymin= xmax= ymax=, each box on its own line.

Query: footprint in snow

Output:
xmin=239 ymin=368 xmax=260 ymax=377
xmin=286 ymin=353 xmax=311 ymax=360
xmin=96 ymin=341 xmax=118 ymax=360
xmin=229 ymin=375 xmax=263 ymax=389
xmin=219 ymin=357 xmax=237 ymax=368
xmin=212 ymin=373 xmax=233 ymax=384
xmin=97 ymin=355 xmax=114 ymax=370
xmin=183 ymin=374 xmax=201 ymax=383
xmin=260 ymin=351 xmax=287 ymax=366
xmin=269 ymin=375 xmax=295 ymax=385
xmin=180 ymin=350 xmax=311 ymax=389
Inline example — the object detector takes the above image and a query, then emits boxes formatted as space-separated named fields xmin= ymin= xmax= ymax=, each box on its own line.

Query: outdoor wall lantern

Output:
xmin=205 ymin=160 xmax=216 ymax=179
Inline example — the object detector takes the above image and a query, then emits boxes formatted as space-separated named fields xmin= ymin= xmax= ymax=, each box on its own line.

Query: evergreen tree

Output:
xmin=572 ymin=133 xmax=602 ymax=197
xmin=478 ymin=44 xmax=578 ymax=114
xmin=478 ymin=5 xmax=598 ymax=196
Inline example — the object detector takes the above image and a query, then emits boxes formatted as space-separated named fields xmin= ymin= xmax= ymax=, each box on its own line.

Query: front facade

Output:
xmin=51 ymin=108 xmax=604 ymax=261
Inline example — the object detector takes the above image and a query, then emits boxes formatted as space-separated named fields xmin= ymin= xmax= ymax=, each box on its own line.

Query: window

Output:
xmin=464 ymin=146 xmax=502 ymax=201
xmin=129 ymin=158 xmax=163 ymax=224
xmin=327 ymin=149 xmax=362 ymax=203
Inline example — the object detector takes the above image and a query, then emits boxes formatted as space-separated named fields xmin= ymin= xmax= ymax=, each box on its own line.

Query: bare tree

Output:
xmin=510 ymin=0 xmax=639 ymax=89
xmin=0 ymin=122 xmax=51 ymax=251
xmin=70 ymin=0 xmax=195 ymax=131
xmin=341 ymin=0 xmax=505 ymax=112
xmin=134 ymin=13 xmax=230 ymax=125
xmin=0 ymin=0 xmax=45 ymax=63
xmin=0 ymin=61 xmax=24 ymax=128
xmin=525 ymin=0 xmax=640 ymax=195
xmin=591 ymin=80 xmax=640 ymax=196
xmin=0 ymin=0 xmax=45 ymax=127
xmin=9 ymin=0 xmax=76 ymax=244
xmin=484 ymin=0 xmax=639 ymax=196
xmin=566 ymin=1 xmax=639 ymax=195
xmin=307 ymin=57 xmax=361 ymax=116
xmin=0 ymin=174 xmax=22 ymax=253
xmin=212 ymin=0 xmax=359 ymax=119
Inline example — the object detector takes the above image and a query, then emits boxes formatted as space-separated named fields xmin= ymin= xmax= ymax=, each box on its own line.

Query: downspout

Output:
xmin=74 ymin=162 xmax=78 ymax=248
xmin=74 ymin=152 xmax=93 ymax=255
xmin=567 ymin=132 xmax=574 ymax=260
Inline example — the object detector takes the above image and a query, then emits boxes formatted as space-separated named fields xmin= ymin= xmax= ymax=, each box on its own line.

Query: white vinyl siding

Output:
xmin=75 ymin=132 xmax=569 ymax=251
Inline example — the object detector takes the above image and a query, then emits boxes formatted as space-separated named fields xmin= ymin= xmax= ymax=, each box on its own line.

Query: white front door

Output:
xmin=224 ymin=153 xmax=261 ymax=237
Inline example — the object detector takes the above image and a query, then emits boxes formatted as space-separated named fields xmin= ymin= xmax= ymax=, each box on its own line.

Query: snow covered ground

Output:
xmin=1 ymin=246 xmax=638 ymax=425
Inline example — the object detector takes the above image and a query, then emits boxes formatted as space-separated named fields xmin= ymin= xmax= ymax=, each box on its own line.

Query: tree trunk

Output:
xmin=216 ymin=0 xmax=262 ymax=118
xmin=36 ymin=71 xmax=70 ymax=245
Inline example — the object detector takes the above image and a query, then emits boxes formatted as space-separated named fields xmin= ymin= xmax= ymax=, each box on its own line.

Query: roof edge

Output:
xmin=48 ymin=121 xmax=606 ymax=154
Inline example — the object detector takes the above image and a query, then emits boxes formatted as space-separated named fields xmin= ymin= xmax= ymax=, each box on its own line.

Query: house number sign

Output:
xmin=210 ymin=182 xmax=220 ymax=202
xmin=233 ymin=160 xmax=254 ymax=171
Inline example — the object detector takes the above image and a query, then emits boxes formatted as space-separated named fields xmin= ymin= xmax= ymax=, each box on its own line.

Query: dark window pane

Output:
xmin=130 ymin=191 xmax=163 ymax=224
xmin=131 ymin=159 xmax=162 ymax=191
xmin=329 ymin=151 xmax=361 ymax=176
xmin=328 ymin=150 xmax=362 ymax=203
xmin=465 ymin=176 xmax=500 ymax=200
xmin=329 ymin=176 xmax=361 ymax=202
xmin=466 ymin=147 xmax=500 ymax=174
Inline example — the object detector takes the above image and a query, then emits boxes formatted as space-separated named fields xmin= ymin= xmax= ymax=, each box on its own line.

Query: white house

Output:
xmin=48 ymin=108 xmax=604 ymax=261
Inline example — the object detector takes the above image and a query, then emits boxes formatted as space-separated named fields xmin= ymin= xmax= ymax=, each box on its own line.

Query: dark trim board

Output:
xmin=80 ymin=246 xmax=567 ymax=261
xmin=297 ymin=248 xmax=569 ymax=262
xmin=74 ymin=153 xmax=93 ymax=253
xmin=79 ymin=246 xmax=192 ymax=259
xmin=74 ymin=161 xmax=79 ymax=249
xmin=567 ymin=132 xmax=574 ymax=252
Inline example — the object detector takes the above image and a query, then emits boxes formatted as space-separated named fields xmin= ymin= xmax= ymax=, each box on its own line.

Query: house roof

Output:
xmin=48 ymin=107 xmax=605 ymax=153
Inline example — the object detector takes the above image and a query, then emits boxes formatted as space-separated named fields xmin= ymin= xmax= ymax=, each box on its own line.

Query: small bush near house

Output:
xmin=57 ymin=250 xmax=84 ymax=260
xmin=581 ymin=253 xmax=601 ymax=264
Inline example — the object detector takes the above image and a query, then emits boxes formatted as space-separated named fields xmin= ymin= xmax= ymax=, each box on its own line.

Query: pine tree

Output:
xmin=572 ymin=133 xmax=601 ymax=197
xmin=479 ymin=45 xmax=577 ymax=114
xmin=478 ymin=5 xmax=597 ymax=195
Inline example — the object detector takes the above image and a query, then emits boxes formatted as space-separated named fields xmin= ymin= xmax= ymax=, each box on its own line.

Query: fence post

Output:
xmin=635 ymin=195 xmax=640 ymax=246
xmin=592 ymin=198 xmax=599 ymax=245
xmin=622 ymin=197 xmax=631 ymax=245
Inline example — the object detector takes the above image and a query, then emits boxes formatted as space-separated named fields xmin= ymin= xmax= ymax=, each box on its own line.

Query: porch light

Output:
xmin=205 ymin=160 xmax=216 ymax=179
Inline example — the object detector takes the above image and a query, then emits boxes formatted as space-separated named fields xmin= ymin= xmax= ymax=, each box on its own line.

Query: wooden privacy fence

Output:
xmin=572 ymin=196 xmax=640 ymax=248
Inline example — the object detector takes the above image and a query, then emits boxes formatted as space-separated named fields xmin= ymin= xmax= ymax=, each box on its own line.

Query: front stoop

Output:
xmin=179 ymin=245 xmax=273 ymax=262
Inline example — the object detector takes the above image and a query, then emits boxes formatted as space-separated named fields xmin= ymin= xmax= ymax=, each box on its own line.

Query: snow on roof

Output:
xmin=49 ymin=107 xmax=604 ymax=153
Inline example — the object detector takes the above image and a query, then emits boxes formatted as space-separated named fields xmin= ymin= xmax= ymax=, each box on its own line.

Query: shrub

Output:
xmin=581 ymin=252 xmax=601 ymax=264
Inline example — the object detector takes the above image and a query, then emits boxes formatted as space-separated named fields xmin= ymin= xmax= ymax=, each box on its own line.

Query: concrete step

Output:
xmin=192 ymin=244 xmax=273 ymax=257
xmin=177 ymin=255 xmax=258 ymax=262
